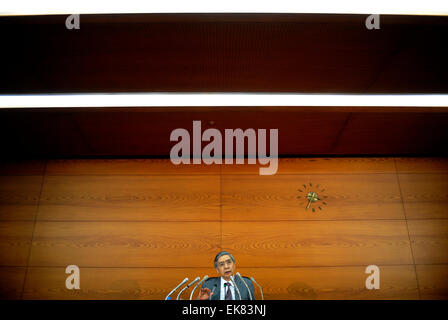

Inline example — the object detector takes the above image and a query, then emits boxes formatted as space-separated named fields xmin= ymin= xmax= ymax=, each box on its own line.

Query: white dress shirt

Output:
xmin=219 ymin=277 xmax=236 ymax=300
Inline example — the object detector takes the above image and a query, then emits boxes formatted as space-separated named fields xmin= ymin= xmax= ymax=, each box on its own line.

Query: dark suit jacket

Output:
xmin=201 ymin=276 xmax=255 ymax=300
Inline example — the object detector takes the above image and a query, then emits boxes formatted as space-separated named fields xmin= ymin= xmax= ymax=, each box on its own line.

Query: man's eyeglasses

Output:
xmin=217 ymin=259 xmax=233 ymax=267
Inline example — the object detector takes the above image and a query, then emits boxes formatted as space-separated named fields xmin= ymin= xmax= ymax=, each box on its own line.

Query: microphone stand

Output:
xmin=165 ymin=277 xmax=188 ymax=300
xmin=250 ymin=277 xmax=264 ymax=300
xmin=177 ymin=277 xmax=200 ymax=300
xmin=236 ymin=272 xmax=253 ymax=300
xmin=189 ymin=275 xmax=209 ymax=300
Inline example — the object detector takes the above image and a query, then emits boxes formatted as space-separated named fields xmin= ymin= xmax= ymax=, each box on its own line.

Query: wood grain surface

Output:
xmin=416 ymin=265 xmax=448 ymax=299
xmin=395 ymin=158 xmax=448 ymax=173
xmin=222 ymin=174 xmax=404 ymax=220
xmin=408 ymin=220 xmax=448 ymax=265
xmin=0 ymin=222 xmax=34 ymax=266
xmin=222 ymin=221 xmax=413 ymax=267
xmin=399 ymin=174 xmax=448 ymax=219
xmin=37 ymin=175 xmax=220 ymax=221
xmin=46 ymin=159 xmax=220 ymax=175
xmin=0 ymin=158 xmax=446 ymax=299
xmin=29 ymin=222 xmax=220 ymax=267
xmin=237 ymin=266 xmax=418 ymax=300
xmin=222 ymin=157 xmax=396 ymax=175
xmin=23 ymin=267 xmax=213 ymax=300
xmin=0 ymin=176 xmax=43 ymax=221
xmin=0 ymin=267 xmax=26 ymax=299
xmin=22 ymin=265 xmax=418 ymax=300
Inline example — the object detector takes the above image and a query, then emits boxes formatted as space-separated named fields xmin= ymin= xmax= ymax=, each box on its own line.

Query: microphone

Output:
xmin=165 ymin=277 xmax=188 ymax=300
xmin=250 ymin=277 xmax=264 ymax=300
xmin=189 ymin=275 xmax=209 ymax=300
xmin=236 ymin=272 xmax=253 ymax=300
xmin=176 ymin=277 xmax=201 ymax=300
xmin=230 ymin=276 xmax=242 ymax=300
xmin=209 ymin=284 xmax=217 ymax=300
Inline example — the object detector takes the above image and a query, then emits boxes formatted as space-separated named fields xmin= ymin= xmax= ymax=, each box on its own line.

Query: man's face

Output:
xmin=215 ymin=254 xmax=235 ymax=280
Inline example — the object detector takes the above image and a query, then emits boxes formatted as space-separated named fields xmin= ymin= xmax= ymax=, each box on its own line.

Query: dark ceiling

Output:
xmin=1 ymin=14 xmax=447 ymax=158
xmin=1 ymin=13 xmax=447 ymax=94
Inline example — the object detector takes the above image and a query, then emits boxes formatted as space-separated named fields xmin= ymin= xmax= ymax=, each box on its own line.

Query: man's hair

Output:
xmin=214 ymin=251 xmax=235 ymax=268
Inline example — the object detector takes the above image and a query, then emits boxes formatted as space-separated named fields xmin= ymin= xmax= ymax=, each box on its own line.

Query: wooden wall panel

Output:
xmin=222 ymin=174 xmax=404 ymax=220
xmin=0 ymin=157 xmax=445 ymax=299
xmin=0 ymin=176 xmax=43 ymax=221
xmin=21 ymin=266 xmax=418 ymax=300
xmin=0 ymin=222 xmax=34 ymax=266
xmin=46 ymin=159 xmax=220 ymax=175
xmin=408 ymin=220 xmax=448 ymax=264
xmin=0 ymin=160 xmax=45 ymax=221
xmin=37 ymin=175 xmax=220 ymax=221
xmin=222 ymin=221 xmax=413 ymax=267
xmin=0 ymin=267 xmax=26 ymax=299
xmin=395 ymin=158 xmax=448 ymax=174
xmin=23 ymin=267 xmax=213 ymax=300
xmin=238 ymin=266 xmax=418 ymax=300
xmin=416 ymin=265 xmax=448 ymax=300
xmin=398 ymin=174 xmax=448 ymax=220
xmin=29 ymin=222 xmax=220 ymax=267
xmin=222 ymin=158 xmax=396 ymax=175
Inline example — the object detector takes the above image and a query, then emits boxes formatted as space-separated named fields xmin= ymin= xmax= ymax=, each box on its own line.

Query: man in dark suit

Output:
xmin=197 ymin=251 xmax=255 ymax=300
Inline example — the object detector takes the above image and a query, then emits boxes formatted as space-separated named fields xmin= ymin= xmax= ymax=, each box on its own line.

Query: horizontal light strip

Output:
xmin=0 ymin=94 xmax=447 ymax=108
xmin=1 ymin=0 xmax=448 ymax=16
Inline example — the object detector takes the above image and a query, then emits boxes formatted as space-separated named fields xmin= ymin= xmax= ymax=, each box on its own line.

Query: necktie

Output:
xmin=225 ymin=282 xmax=233 ymax=300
